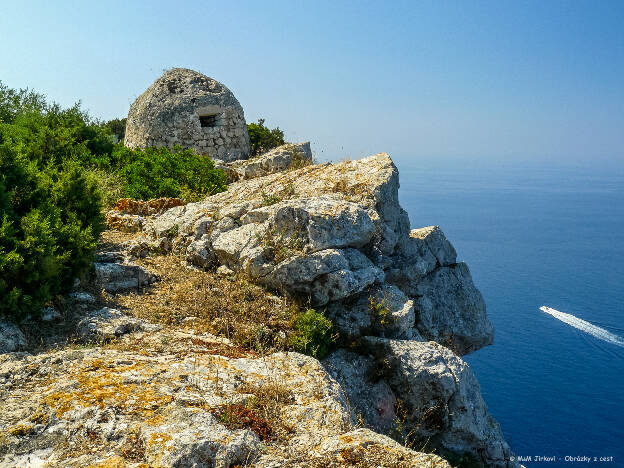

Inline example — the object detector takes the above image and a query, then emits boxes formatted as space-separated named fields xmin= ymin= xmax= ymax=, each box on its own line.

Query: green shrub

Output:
xmin=104 ymin=118 xmax=127 ymax=141
xmin=83 ymin=167 xmax=125 ymax=209
xmin=0 ymin=145 xmax=104 ymax=319
xmin=288 ymin=309 xmax=334 ymax=359
xmin=247 ymin=118 xmax=285 ymax=156
xmin=116 ymin=145 xmax=227 ymax=201
xmin=0 ymin=101 xmax=115 ymax=169
xmin=0 ymin=81 xmax=230 ymax=319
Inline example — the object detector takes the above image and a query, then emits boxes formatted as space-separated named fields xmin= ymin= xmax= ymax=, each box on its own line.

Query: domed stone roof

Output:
xmin=124 ymin=68 xmax=250 ymax=162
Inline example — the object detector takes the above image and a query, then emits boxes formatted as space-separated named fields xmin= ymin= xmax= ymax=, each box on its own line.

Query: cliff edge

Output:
xmin=0 ymin=148 xmax=517 ymax=467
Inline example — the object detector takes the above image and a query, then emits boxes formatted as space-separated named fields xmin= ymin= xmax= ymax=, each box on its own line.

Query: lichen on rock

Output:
xmin=0 ymin=152 xmax=520 ymax=467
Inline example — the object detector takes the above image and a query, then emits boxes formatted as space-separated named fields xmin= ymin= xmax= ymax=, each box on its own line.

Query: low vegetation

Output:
xmin=213 ymin=380 xmax=295 ymax=442
xmin=115 ymin=145 xmax=227 ymax=201
xmin=288 ymin=308 xmax=335 ymax=359
xmin=108 ymin=240 xmax=334 ymax=358
xmin=0 ymin=145 xmax=104 ymax=318
xmin=0 ymin=82 xmax=227 ymax=319
xmin=247 ymin=118 xmax=285 ymax=156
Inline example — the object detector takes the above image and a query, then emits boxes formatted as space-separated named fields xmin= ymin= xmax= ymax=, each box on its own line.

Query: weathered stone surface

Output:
xmin=76 ymin=307 xmax=161 ymax=340
xmin=257 ymin=428 xmax=452 ymax=467
xmin=137 ymin=153 xmax=493 ymax=356
xmin=68 ymin=292 xmax=96 ymax=304
xmin=326 ymin=283 xmax=423 ymax=341
xmin=326 ymin=338 xmax=518 ymax=468
xmin=93 ymin=262 xmax=157 ymax=293
xmin=125 ymin=68 xmax=251 ymax=161
xmin=92 ymin=152 xmax=514 ymax=465
xmin=411 ymin=225 xmax=457 ymax=266
xmin=141 ymin=407 xmax=261 ymax=467
xmin=323 ymin=349 xmax=398 ymax=433
xmin=0 ymin=321 xmax=26 ymax=354
xmin=224 ymin=142 xmax=313 ymax=181
xmin=40 ymin=307 xmax=61 ymax=322
xmin=105 ymin=198 xmax=186 ymax=233
xmin=0 ymin=342 xmax=351 ymax=467
xmin=414 ymin=263 xmax=494 ymax=355
xmin=105 ymin=212 xmax=145 ymax=232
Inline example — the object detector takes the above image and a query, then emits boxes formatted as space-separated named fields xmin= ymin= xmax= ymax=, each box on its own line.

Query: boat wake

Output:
xmin=540 ymin=306 xmax=624 ymax=348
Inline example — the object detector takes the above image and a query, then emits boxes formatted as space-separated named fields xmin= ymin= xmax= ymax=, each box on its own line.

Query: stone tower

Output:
xmin=124 ymin=68 xmax=251 ymax=162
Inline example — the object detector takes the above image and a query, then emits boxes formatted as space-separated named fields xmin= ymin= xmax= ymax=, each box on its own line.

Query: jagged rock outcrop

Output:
xmin=324 ymin=339 xmax=515 ymax=468
xmin=219 ymin=142 xmax=313 ymax=182
xmin=114 ymin=152 xmax=515 ymax=465
xmin=0 ymin=152 xmax=518 ymax=467
xmin=140 ymin=153 xmax=493 ymax=356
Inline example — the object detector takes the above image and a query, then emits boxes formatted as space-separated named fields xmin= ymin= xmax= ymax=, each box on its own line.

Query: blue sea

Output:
xmin=395 ymin=157 xmax=624 ymax=468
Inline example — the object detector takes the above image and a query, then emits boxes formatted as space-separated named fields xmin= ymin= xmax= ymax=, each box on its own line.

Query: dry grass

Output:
xmin=98 ymin=228 xmax=142 ymax=248
xmin=211 ymin=403 xmax=275 ymax=441
xmin=270 ymin=442 xmax=449 ymax=468
xmin=212 ymin=379 xmax=295 ymax=442
xmin=119 ymin=426 xmax=147 ymax=462
xmin=287 ymin=149 xmax=313 ymax=171
xmin=115 ymin=254 xmax=301 ymax=354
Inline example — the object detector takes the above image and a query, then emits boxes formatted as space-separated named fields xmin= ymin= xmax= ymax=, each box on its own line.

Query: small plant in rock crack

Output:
xmin=287 ymin=148 xmax=313 ymax=171
xmin=259 ymin=227 xmax=305 ymax=264
xmin=166 ymin=224 xmax=179 ymax=238
xmin=212 ymin=403 xmax=274 ymax=441
xmin=261 ymin=191 xmax=281 ymax=206
xmin=288 ymin=308 xmax=335 ymax=359
xmin=280 ymin=182 xmax=296 ymax=198
xmin=369 ymin=296 xmax=393 ymax=327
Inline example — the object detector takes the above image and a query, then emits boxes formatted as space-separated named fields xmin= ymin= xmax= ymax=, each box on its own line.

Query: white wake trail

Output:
xmin=540 ymin=306 xmax=624 ymax=348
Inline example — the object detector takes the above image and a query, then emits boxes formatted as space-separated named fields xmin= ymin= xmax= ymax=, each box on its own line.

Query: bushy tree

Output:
xmin=0 ymin=80 xmax=229 ymax=318
xmin=104 ymin=118 xmax=127 ymax=141
xmin=0 ymin=82 xmax=47 ymax=124
xmin=0 ymin=144 xmax=104 ymax=319
xmin=247 ymin=118 xmax=285 ymax=156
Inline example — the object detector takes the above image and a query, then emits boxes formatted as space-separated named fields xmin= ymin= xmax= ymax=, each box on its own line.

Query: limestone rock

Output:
xmin=323 ymin=349 xmax=398 ymax=433
xmin=93 ymin=262 xmax=157 ymax=293
xmin=125 ymin=68 xmax=251 ymax=161
xmin=141 ymin=407 xmax=261 ymax=467
xmin=326 ymin=338 xmax=518 ymax=468
xmin=0 ymin=345 xmax=352 ymax=467
xmin=68 ymin=291 xmax=96 ymax=304
xmin=257 ymin=428 xmax=452 ymax=467
xmin=326 ymin=283 xmax=423 ymax=341
xmin=40 ymin=307 xmax=61 ymax=322
xmin=411 ymin=225 xmax=457 ymax=266
xmin=105 ymin=212 xmax=145 ymax=232
xmin=136 ymin=153 xmax=493 ymax=356
xmin=111 ymin=197 xmax=187 ymax=216
xmin=414 ymin=263 xmax=494 ymax=355
xmin=76 ymin=307 xmax=161 ymax=340
xmin=106 ymin=198 xmax=186 ymax=233
xmin=224 ymin=142 xmax=313 ymax=181
xmin=0 ymin=320 xmax=26 ymax=353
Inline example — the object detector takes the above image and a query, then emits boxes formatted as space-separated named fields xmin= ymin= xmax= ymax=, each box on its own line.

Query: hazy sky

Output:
xmin=1 ymin=1 xmax=622 ymax=164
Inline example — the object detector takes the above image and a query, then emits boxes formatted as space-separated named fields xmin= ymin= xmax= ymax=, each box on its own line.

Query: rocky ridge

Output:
xmin=0 ymin=150 xmax=518 ymax=467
